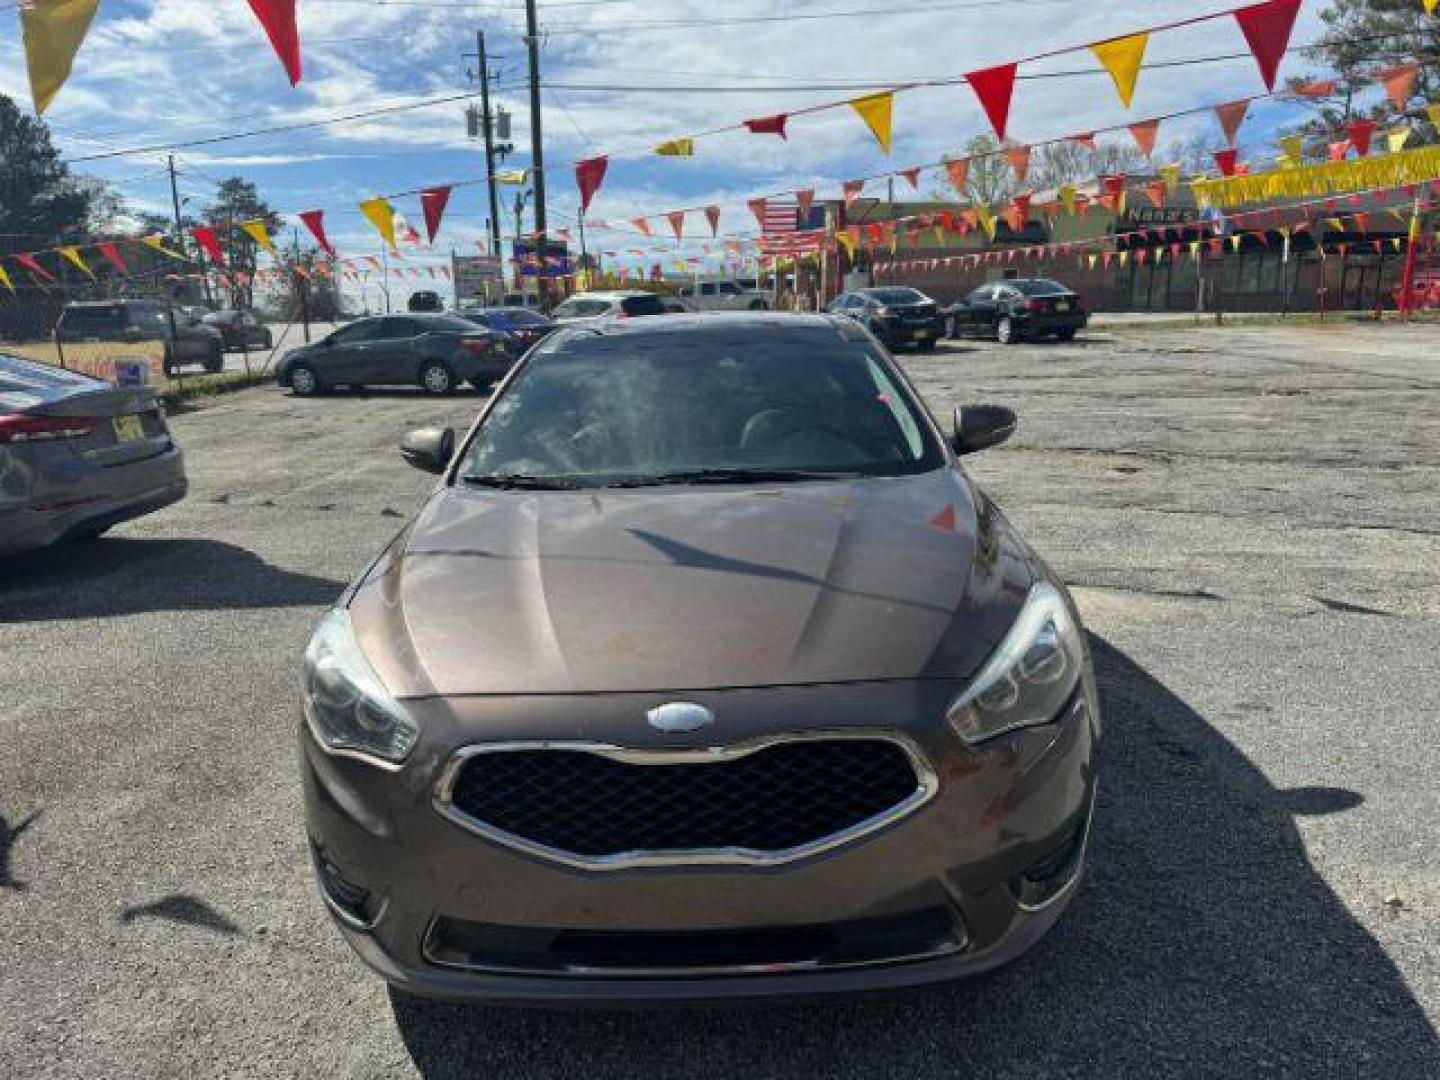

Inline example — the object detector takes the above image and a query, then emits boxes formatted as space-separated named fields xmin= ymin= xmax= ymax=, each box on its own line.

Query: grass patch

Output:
xmin=1097 ymin=310 xmax=1440 ymax=333
xmin=160 ymin=371 xmax=275 ymax=412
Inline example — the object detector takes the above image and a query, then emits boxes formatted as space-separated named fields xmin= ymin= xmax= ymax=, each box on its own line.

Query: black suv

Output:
xmin=55 ymin=300 xmax=226 ymax=374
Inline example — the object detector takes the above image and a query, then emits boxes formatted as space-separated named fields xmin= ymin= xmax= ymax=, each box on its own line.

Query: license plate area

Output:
xmin=1054 ymin=302 xmax=1070 ymax=312
xmin=113 ymin=415 xmax=145 ymax=442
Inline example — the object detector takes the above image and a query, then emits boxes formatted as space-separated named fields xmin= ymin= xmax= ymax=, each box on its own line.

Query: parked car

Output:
xmin=826 ymin=288 xmax=945 ymax=351
xmin=458 ymin=306 xmax=557 ymax=350
xmin=300 ymin=311 xmax=1099 ymax=1004
xmin=202 ymin=309 xmax=274 ymax=351
xmin=54 ymin=300 xmax=225 ymax=374
xmin=659 ymin=296 xmax=696 ymax=314
xmin=676 ymin=279 xmax=770 ymax=311
xmin=0 ymin=352 xmax=187 ymax=555
xmin=407 ymin=291 xmax=445 ymax=313
xmin=549 ymin=290 xmax=667 ymax=328
xmin=945 ymin=279 xmax=1088 ymax=344
xmin=277 ymin=314 xmax=512 ymax=396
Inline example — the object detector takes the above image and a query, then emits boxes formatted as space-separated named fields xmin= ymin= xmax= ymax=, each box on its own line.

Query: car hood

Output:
xmin=349 ymin=470 xmax=1034 ymax=696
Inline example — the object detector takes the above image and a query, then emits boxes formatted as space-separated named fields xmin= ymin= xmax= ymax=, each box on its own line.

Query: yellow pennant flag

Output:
xmin=21 ymin=0 xmax=100 ymax=114
xmin=849 ymin=92 xmax=894 ymax=154
xmin=359 ymin=198 xmax=398 ymax=251
xmin=974 ymin=202 xmax=997 ymax=240
xmin=0 ymin=265 xmax=13 ymax=292
xmin=1386 ymin=125 xmax=1412 ymax=154
xmin=1090 ymin=33 xmax=1148 ymax=109
xmin=654 ymin=137 xmax=694 ymax=157
xmin=141 ymin=234 xmax=186 ymax=260
xmin=1278 ymin=134 xmax=1304 ymax=165
xmin=1428 ymin=103 xmax=1440 ymax=128
xmin=835 ymin=231 xmax=857 ymax=258
xmin=56 ymin=245 xmax=94 ymax=278
xmin=1229 ymin=235 xmax=1243 ymax=252
xmin=1160 ymin=163 xmax=1181 ymax=191
xmin=1059 ymin=185 xmax=1078 ymax=214
xmin=1426 ymin=0 xmax=1437 ymax=14
xmin=496 ymin=169 xmax=528 ymax=185
xmin=241 ymin=219 xmax=278 ymax=254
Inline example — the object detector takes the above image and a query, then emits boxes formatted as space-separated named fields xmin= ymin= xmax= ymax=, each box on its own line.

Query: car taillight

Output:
xmin=0 ymin=414 xmax=100 ymax=444
xmin=460 ymin=338 xmax=492 ymax=354
xmin=1025 ymin=299 xmax=1046 ymax=312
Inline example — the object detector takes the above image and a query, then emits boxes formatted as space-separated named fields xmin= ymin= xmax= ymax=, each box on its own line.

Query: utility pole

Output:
xmin=166 ymin=153 xmax=195 ymax=307
xmin=523 ymin=0 xmax=549 ymax=305
xmin=476 ymin=31 xmax=504 ymax=260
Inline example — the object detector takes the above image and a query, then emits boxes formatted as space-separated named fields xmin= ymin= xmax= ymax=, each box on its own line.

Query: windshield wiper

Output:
xmin=461 ymin=474 xmax=585 ymax=490
xmin=607 ymin=468 xmax=861 ymax=487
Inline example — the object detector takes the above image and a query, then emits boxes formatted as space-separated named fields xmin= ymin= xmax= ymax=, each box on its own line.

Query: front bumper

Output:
xmin=301 ymin=674 xmax=1098 ymax=1003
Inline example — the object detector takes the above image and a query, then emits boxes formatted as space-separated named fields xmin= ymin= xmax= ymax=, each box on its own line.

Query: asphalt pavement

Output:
xmin=2 ymin=322 xmax=1437 ymax=1078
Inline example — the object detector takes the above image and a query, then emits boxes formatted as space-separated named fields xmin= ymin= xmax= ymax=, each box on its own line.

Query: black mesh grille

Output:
xmin=447 ymin=739 xmax=921 ymax=859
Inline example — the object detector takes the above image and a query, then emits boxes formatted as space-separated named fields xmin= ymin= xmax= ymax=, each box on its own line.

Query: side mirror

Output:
xmin=400 ymin=426 xmax=455 ymax=475
xmin=951 ymin=405 xmax=1017 ymax=455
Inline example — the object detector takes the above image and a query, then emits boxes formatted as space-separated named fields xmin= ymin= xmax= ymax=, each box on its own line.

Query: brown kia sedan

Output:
xmin=300 ymin=312 xmax=1099 ymax=1003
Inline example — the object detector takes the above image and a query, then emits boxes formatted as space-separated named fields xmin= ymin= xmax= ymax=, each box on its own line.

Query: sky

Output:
xmin=0 ymin=0 xmax=1356 ymax=292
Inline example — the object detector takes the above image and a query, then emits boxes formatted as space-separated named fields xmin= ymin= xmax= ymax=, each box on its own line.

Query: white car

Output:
xmin=676 ymin=280 xmax=770 ymax=311
xmin=549 ymin=291 xmax=668 ymax=328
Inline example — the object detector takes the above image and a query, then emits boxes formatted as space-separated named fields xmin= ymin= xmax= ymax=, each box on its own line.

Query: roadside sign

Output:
xmin=113 ymin=358 xmax=150 ymax=387
xmin=454 ymin=255 xmax=504 ymax=304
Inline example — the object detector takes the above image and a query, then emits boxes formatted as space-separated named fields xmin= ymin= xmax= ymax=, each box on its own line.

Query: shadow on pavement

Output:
xmin=119 ymin=894 xmax=241 ymax=936
xmin=390 ymin=635 xmax=1438 ymax=1078
xmin=0 ymin=537 xmax=344 ymax=622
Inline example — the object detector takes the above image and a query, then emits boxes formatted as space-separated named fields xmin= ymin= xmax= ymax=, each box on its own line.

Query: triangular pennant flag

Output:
xmin=1129 ymin=119 xmax=1160 ymax=157
xmin=1295 ymin=79 xmax=1336 ymax=98
xmin=1215 ymin=100 xmax=1250 ymax=146
xmin=1214 ymin=148 xmax=1240 ymax=176
xmin=965 ymin=63 xmax=1017 ymax=141
xmin=420 ymin=186 xmax=452 ymax=243
xmin=900 ymin=167 xmax=921 ymax=190
xmin=246 ymin=0 xmax=302 ymax=86
xmin=1004 ymin=194 xmax=1032 ymax=231
xmin=1069 ymin=132 xmax=1096 ymax=150
xmin=1347 ymin=118 xmax=1376 ymax=157
xmin=21 ymin=0 xmax=100 ymax=114
xmin=575 ymin=156 xmax=608 ymax=213
xmin=0 ymin=265 xmax=13 ymax=292
xmin=848 ymin=92 xmax=894 ymax=154
xmin=1159 ymin=163 xmax=1182 ymax=190
xmin=795 ymin=189 xmax=815 ymax=222
xmin=1380 ymin=64 xmax=1418 ymax=110
xmin=140 ymin=235 xmax=185 ymax=260
xmin=97 ymin=242 xmax=128 ymax=275
xmin=16 ymin=252 xmax=57 ymax=282
xmin=1144 ymin=180 xmax=1167 ymax=208
xmin=1090 ymin=33 xmax=1148 ymax=108
xmin=191 ymin=227 xmax=226 ymax=265
xmin=1233 ymin=0 xmax=1301 ymax=91
xmin=945 ymin=158 xmax=970 ymax=197
xmin=654 ymin=137 xmax=694 ymax=157
xmin=1059 ymin=185 xmax=1077 ymax=214
xmin=359 ymin=198 xmax=398 ymax=251
xmin=843 ymin=180 xmax=864 ymax=206
xmin=704 ymin=205 xmax=721 ymax=237
xmin=744 ymin=114 xmax=788 ymax=139
xmin=632 ymin=217 xmax=653 ymax=237
xmin=1278 ymin=133 xmax=1304 ymax=165
xmin=666 ymin=210 xmax=686 ymax=241
xmin=1328 ymin=139 xmax=1351 ymax=161
xmin=1005 ymin=144 xmax=1031 ymax=184
xmin=747 ymin=198 xmax=768 ymax=229
xmin=1386 ymin=125 xmax=1412 ymax=154
xmin=55 ymin=245 xmax=93 ymax=278
xmin=241 ymin=219 xmax=278 ymax=254
xmin=299 ymin=209 xmax=335 ymax=256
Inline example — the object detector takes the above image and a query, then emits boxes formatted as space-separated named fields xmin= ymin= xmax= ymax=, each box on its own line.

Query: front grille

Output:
xmin=442 ymin=738 xmax=928 ymax=866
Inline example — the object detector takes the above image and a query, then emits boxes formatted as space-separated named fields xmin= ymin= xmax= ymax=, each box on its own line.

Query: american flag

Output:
xmin=762 ymin=200 xmax=798 ymax=235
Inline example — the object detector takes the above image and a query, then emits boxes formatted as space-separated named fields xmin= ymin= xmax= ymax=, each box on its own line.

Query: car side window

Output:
xmin=700 ymin=283 xmax=717 ymax=297
xmin=968 ymin=286 xmax=992 ymax=303
xmin=332 ymin=320 xmax=381 ymax=344
xmin=376 ymin=317 xmax=420 ymax=338
xmin=718 ymin=282 xmax=741 ymax=295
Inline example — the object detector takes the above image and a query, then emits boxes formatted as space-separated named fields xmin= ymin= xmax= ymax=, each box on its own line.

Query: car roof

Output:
xmin=569 ymin=311 xmax=851 ymax=338
xmin=563 ymin=290 xmax=655 ymax=300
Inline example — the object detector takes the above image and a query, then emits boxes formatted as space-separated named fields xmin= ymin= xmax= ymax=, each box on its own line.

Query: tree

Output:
xmin=0 ymin=93 xmax=93 ymax=256
xmin=1282 ymin=0 xmax=1438 ymax=146
xmin=202 ymin=177 xmax=284 ymax=310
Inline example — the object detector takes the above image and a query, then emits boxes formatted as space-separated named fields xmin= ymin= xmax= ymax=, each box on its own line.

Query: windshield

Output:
xmin=867 ymin=288 xmax=929 ymax=306
xmin=498 ymin=308 xmax=549 ymax=327
xmin=619 ymin=294 xmax=666 ymax=317
xmin=458 ymin=328 xmax=943 ymax=487
xmin=1014 ymin=280 xmax=1071 ymax=296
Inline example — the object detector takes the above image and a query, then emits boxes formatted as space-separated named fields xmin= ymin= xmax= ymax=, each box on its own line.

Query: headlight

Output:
xmin=302 ymin=609 xmax=419 ymax=766
xmin=875 ymin=306 xmax=893 ymax=317
xmin=947 ymin=582 xmax=1083 ymax=744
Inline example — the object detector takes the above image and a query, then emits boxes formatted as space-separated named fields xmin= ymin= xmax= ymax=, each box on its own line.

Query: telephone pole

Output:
xmin=523 ymin=0 xmax=549 ymax=304
xmin=476 ymin=31 xmax=503 ymax=260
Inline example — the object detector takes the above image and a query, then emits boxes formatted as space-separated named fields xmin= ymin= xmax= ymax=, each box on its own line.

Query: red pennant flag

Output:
xmin=1347 ymin=119 xmax=1376 ymax=157
xmin=843 ymin=180 xmax=864 ymax=206
xmin=632 ymin=218 xmax=652 ymax=237
xmin=298 ymin=210 xmax=335 ymax=256
xmin=1005 ymin=194 xmax=1031 ymax=231
xmin=747 ymin=198 xmax=768 ymax=229
xmin=900 ymin=167 xmax=921 ymax=190
xmin=97 ymin=242 xmax=128 ymax=276
xmin=1327 ymin=140 xmax=1351 ymax=161
xmin=965 ymin=63 xmax=1017 ymax=141
xmin=1128 ymin=119 xmax=1160 ymax=157
xmin=191 ymin=226 xmax=226 ymax=265
xmin=704 ymin=205 xmax=721 ymax=237
xmin=744 ymin=114 xmax=788 ymax=139
xmin=15 ymin=252 xmax=56 ymax=283
xmin=1101 ymin=174 xmax=1127 ymax=199
xmin=666 ymin=210 xmax=686 ymax=241
xmin=1353 ymin=212 xmax=1369 ymax=234
xmin=1214 ymin=148 xmax=1240 ymax=176
xmin=1232 ymin=0 xmax=1301 ymax=91
xmin=1069 ymin=132 xmax=1096 ymax=150
xmin=420 ymin=186 xmax=452 ymax=243
xmin=1214 ymin=100 xmax=1249 ymax=146
xmin=1144 ymin=180 xmax=1167 ymax=208
xmin=1379 ymin=64 xmax=1417 ymax=110
xmin=575 ymin=156 xmax=608 ymax=213
xmin=1294 ymin=79 xmax=1336 ymax=98
xmin=246 ymin=1 xmax=302 ymax=86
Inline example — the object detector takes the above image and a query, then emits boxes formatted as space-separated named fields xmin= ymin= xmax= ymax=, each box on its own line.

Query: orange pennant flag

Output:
xmin=1380 ymin=64 xmax=1418 ymax=110
xmin=1214 ymin=100 xmax=1250 ymax=146
xmin=1128 ymin=119 xmax=1160 ymax=157
xmin=1004 ymin=144 xmax=1031 ymax=185
xmin=1091 ymin=33 xmax=1148 ymax=108
xmin=666 ymin=210 xmax=685 ymax=241
xmin=944 ymin=158 xmax=970 ymax=197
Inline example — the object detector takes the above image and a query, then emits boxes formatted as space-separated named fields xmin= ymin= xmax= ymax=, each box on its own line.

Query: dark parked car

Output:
xmin=202 ymin=309 xmax=273 ymax=351
xmin=946 ymin=279 xmax=1088 ymax=344
xmin=277 ymin=314 xmax=511 ymax=396
xmin=826 ymin=287 xmax=945 ymax=351
xmin=408 ymin=291 xmax=444 ymax=313
xmin=55 ymin=300 xmax=225 ymax=374
xmin=300 ymin=311 xmax=1098 ymax=1003
xmin=458 ymin=306 xmax=557 ymax=350
xmin=0 ymin=353 xmax=187 ymax=554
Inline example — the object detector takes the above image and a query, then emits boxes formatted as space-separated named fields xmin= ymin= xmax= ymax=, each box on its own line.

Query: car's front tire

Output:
xmin=419 ymin=361 xmax=455 ymax=395
xmin=1055 ymin=328 xmax=1077 ymax=342
xmin=289 ymin=363 xmax=322 ymax=396
xmin=748 ymin=300 xmax=768 ymax=310
xmin=260 ymin=329 xmax=274 ymax=349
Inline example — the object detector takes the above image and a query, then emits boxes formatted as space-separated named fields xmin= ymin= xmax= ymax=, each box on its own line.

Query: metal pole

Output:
xmin=523 ymin=0 xmax=548 ymax=306
xmin=381 ymin=245 xmax=391 ymax=312
xmin=477 ymin=31 xmax=503 ymax=261
xmin=165 ymin=154 xmax=186 ymax=385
